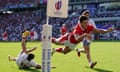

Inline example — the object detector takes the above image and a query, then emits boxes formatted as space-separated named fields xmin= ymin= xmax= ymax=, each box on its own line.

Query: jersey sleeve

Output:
xmin=72 ymin=24 xmax=83 ymax=35
xmin=88 ymin=25 xmax=95 ymax=32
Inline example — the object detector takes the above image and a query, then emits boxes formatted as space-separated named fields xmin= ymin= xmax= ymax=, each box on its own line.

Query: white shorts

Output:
xmin=3 ymin=37 xmax=8 ymax=40
xmin=64 ymin=40 xmax=76 ymax=50
xmin=55 ymin=33 xmax=76 ymax=50
xmin=16 ymin=53 xmax=37 ymax=68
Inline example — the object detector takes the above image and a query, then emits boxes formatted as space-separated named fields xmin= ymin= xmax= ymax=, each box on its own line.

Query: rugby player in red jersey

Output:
xmin=51 ymin=16 xmax=114 ymax=68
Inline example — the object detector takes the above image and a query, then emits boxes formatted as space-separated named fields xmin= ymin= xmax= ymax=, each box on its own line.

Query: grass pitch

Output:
xmin=0 ymin=41 xmax=120 ymax=72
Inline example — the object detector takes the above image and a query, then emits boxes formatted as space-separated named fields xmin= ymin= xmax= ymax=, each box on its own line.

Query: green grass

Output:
xmin=0 ymin=42 xmax=120 ymax=72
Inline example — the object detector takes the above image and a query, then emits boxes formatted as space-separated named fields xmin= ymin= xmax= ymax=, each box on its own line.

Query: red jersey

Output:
xmin=3 ymin=32 xmax=8 ymax=38
xmin=60 ymin=27 xmax=67 ymax=35
xmin=52 ymin=24 xmax=95 ymax=45
xmin=30 ymin=32 xmax=34 ymax=37
xmin=69 ymin=24 xmax=94 ymax=44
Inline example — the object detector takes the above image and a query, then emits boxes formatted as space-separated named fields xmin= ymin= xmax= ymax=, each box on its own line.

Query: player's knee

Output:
xmin=86 ymin=54 xmax=89 ymax=57
xmin=63 ymin=47 xmax=72 ymax=54
xmin=63 ymin=51 xmax=69 ymax=54
xmin=63 ymin=50 xmax=70 ymax=54
xmin=84 ymin=50 xmax=87 ymax=53
xmin=52 ymin=37 xmax=56 ymax=43
xmin=85 ymin=49 xmax=90 ymax=56
xmin=83 ymin=39 xmax=91 ymax=46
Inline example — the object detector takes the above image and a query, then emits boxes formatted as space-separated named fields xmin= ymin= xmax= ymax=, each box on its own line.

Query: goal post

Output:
xmin=41 ymin=24 xmax=52 ymax=72
xmin=41 ymin=0 xmax=68 ymax=72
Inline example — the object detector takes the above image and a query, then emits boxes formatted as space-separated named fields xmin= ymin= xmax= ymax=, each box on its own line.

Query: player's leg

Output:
xmin=84 ymin=44 xmax=93 ymax=67
xmin=51 ymin=46 xmax=72 ymax=56
xmin=52 ymin=33 xmax=69 ymax=45
xmin=52 ymin=37 xmax=64 ymax=45
xmin=84 ymin=34 xmax=97 ymax=68
xmin=76 ymin=34 xmax=92 ymax=57
xmin=52 ymin=37 xmax=76 ymax=56
xmin=76 ymin=34 xmax=97 ymax=68
xmin=83 ymin=37 xmax=92 ymax=64
xmin=8 ymin=55 xmax=16 ymax=61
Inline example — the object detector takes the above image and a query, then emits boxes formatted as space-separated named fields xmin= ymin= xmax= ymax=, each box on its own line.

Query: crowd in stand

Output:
xmin=0 ymin=1 xmax=120 ymax=41
xmin=0 ymin=10 xmax=120 ymax=41
xmin=0 ymin=11 xmax=43 ymax=41
xmin=0 ymin=0 xmax=35 ymax=7
xmin=87 ymin=6 xmax=120 ymax=18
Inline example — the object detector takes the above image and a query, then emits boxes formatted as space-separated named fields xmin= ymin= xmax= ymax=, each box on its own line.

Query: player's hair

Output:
xmin=79 ymin=16 xmax=89 ymax=23
xmin=80 ymin=9 xmax=89 ymax=15
xmin=27 ymin=53 xmax=35 ymax=61
xmin=22 ymin=28 xmax=30 ymax=33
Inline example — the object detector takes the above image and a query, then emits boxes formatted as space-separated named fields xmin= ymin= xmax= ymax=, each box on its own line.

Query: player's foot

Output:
xmin=51 ymin=48 xmax=55 ymax=56
xmin=8 ymin=55 xmax=11 ymax=61
xmin=77 ymin=51 xmax=81 ymax=57
xmin=51 ymin=66 xmax=56 ymax=69
xmin=76 ymin=49 xmax=81 ymax=57
xmin=90 ymin=61 xmax=97 ymax=69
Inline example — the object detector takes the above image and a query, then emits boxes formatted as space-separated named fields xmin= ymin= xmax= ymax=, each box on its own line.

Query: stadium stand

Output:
xmin=0 ymin=0 xmax=120 ymax=41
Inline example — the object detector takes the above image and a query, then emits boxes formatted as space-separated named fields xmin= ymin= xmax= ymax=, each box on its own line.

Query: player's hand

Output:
xmin=33 ymin=46 xmax=37 ymax=50
xmin=107 ymin=27 xmax=114 ymax=32
xmin=83 ymin=33 xmax=88 ymax=36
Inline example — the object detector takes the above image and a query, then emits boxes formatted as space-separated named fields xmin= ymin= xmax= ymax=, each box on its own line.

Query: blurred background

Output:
xmin=0 ymin=0 xmax=120 ymax=41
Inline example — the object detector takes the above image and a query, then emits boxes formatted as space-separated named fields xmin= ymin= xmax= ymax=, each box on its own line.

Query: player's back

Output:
xmin=69 ymin=24 xmax=94 ymax=44
xmin=72 ymin=24 xmax=94 ymax=35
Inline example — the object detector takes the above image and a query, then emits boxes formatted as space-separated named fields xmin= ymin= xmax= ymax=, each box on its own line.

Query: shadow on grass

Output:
xmin=20 ymin=68 xmax=41 ymax=72
xmin=93 ymin=68 xmax=113 ymax=72
xmin=85 ymin=66 xmax=113 ymax=72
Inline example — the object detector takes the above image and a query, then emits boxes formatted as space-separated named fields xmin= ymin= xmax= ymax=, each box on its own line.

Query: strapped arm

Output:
xmin=21 ymin=39 xmax=27 ymax=54
xmin=21 ymin=38 xmax=37 ymax=54
xmin=76 ymin=33 xmax=88 ymax=42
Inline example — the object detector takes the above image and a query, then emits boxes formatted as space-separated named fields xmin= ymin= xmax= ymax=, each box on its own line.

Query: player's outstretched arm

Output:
xmin=93 ymin=27 xmax=114 ymax=34
xmin=26 ymin=46 xmax=37 ymax=53
xmin=76 ymin=33 xmax=88 ymax=42
xmin=21 ymin=39 xmax=27 ymax=54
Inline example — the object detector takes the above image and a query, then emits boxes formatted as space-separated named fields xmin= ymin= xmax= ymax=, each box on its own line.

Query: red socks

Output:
xmin=56 ymin=48 xmax=63 ymax=52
